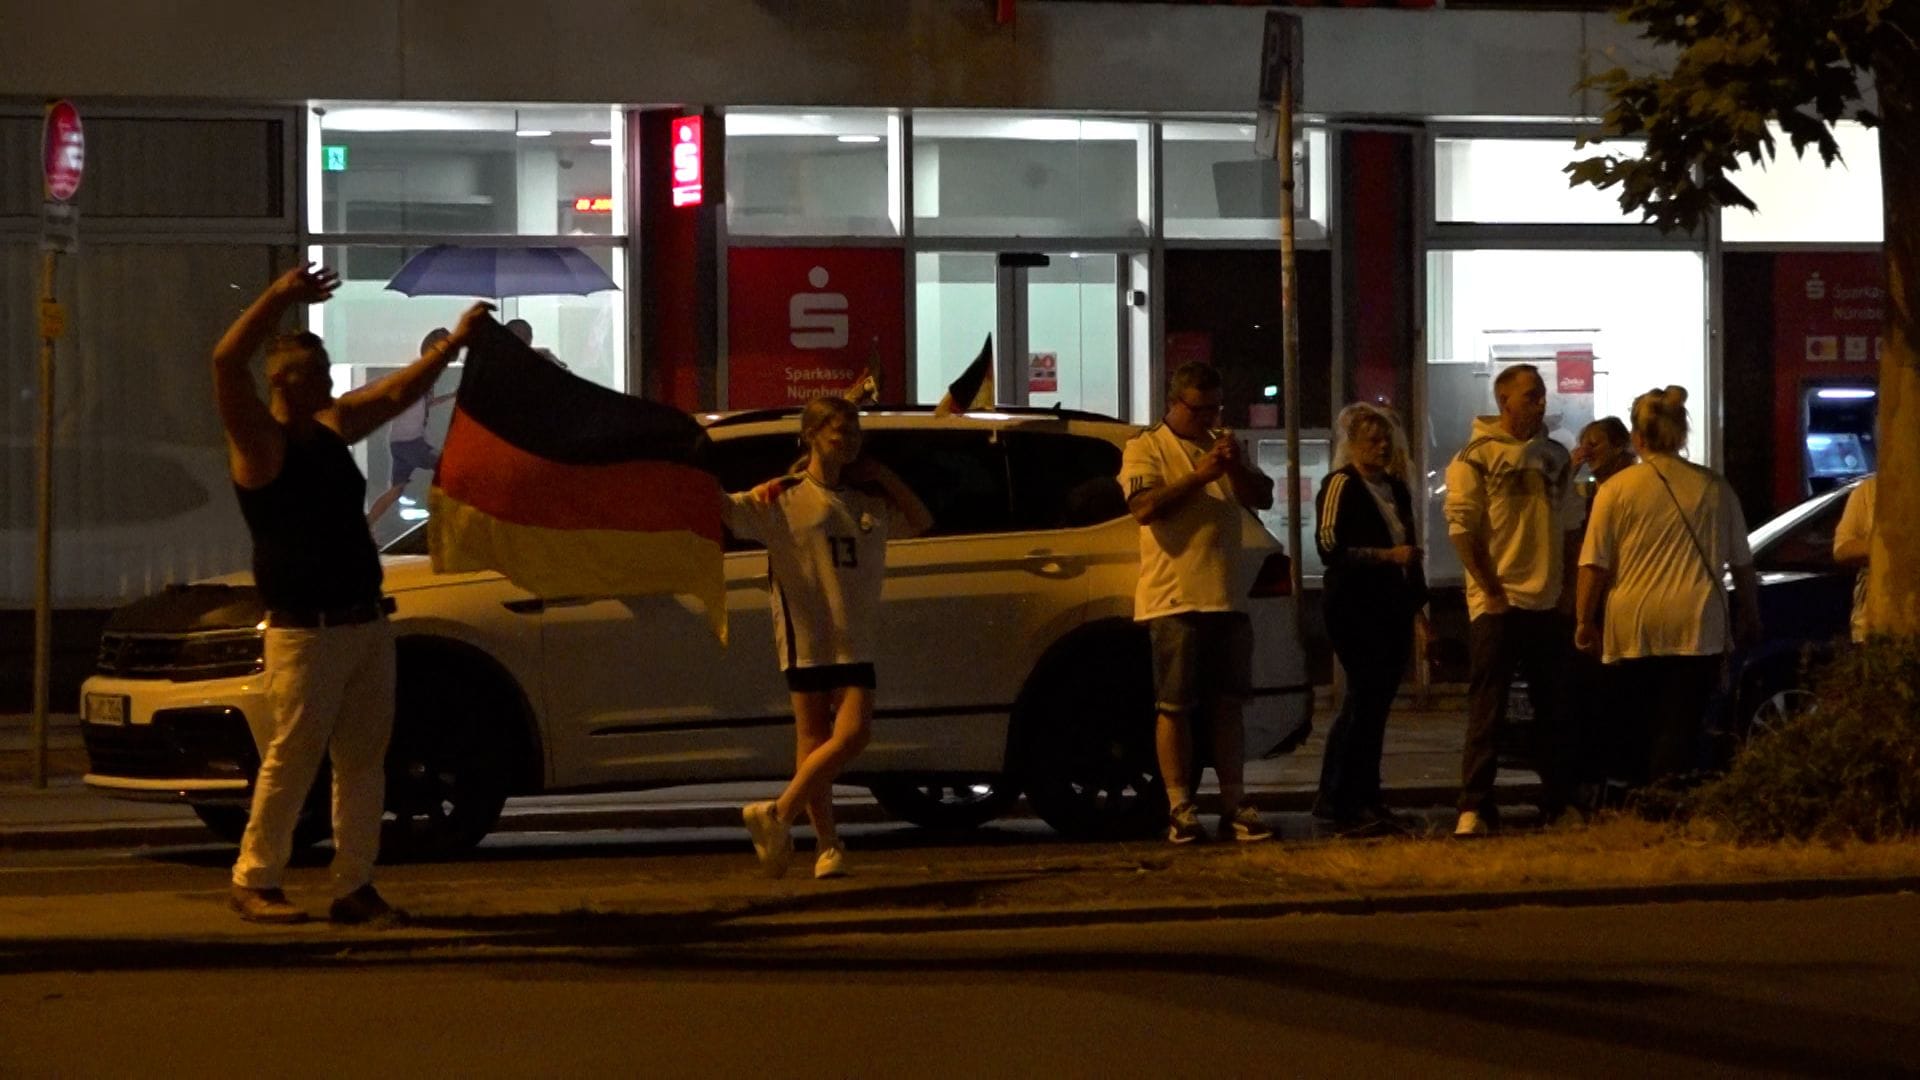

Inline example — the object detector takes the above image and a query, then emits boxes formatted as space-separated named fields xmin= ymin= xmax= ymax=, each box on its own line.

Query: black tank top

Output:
xmin=233 ymin=423 xmax=384 ymax=613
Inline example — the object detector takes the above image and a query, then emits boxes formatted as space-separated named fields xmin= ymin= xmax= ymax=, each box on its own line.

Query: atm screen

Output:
xmin=1806 ymin=433 xmax=1870 ymax=477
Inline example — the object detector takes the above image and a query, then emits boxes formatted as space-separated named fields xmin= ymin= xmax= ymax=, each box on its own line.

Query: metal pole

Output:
xmin=32 ymin=248 xmax=58 ymax=789
xmin=1278 ymin=77 xmax=1305 ymax=610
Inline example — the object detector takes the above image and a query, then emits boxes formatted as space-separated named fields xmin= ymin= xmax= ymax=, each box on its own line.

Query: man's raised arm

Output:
xmin=213 ymin=263 xmax=338 ymax=489
xmin=328 ymin=302 xmax=495 ymax=445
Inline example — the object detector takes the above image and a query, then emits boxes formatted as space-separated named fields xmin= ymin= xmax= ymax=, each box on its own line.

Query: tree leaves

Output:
xmin=1568 ymin=0 xmax=1912 ymax=231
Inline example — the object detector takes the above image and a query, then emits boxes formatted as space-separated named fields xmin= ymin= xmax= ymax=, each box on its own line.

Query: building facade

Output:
xmin=0 ymin=0 xmax=1886 ymax=610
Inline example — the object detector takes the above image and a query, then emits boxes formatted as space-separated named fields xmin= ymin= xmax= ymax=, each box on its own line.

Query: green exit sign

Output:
xmin=323 ymin=145 xmax=349 ymax=172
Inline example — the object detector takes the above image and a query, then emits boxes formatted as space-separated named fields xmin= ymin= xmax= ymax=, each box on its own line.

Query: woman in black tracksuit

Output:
xmin=1314 ymin=404 xmax=1429 ymax=833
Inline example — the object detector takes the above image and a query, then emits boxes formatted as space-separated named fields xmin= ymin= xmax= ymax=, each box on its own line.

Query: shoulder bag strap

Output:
xmin=1648 ymin=460 xmax=1734 ymax=662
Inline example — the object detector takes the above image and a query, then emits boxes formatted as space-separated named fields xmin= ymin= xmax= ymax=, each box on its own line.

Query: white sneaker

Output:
xmin=1454 ymin=809 xmax=1490 ymax=837
xmin=814 ymin=843 xmax=848 ymax=880
xmin=742 ymin=801 xmax=792 ymax=878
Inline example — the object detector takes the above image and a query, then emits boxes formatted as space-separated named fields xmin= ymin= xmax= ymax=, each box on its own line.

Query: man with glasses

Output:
xmin=1120 ymin=362 xmax=1277 ymax=843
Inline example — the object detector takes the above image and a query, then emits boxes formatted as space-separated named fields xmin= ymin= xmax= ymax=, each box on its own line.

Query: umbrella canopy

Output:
xmin=384 ymin=244 xmax=619 ymax=298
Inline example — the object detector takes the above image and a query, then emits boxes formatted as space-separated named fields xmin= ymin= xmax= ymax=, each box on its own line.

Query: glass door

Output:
xmin=915 ymin=250 xmax=1128 ymax=417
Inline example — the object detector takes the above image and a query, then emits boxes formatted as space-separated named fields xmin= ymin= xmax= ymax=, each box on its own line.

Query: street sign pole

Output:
xmin=34 ymin=99 xmax=85 ymax=789
xmin=1260 ymin=13 xmax=1307 ymax=609
xmin=33 ymin=249 xmax=60 ymax=789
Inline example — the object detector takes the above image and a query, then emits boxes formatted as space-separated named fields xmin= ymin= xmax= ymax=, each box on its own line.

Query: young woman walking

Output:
xmin=726 ymin=397 xmax=933 ymax=878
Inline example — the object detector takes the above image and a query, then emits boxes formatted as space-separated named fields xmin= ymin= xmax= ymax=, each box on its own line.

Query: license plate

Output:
xmin=84 ymin=692 xmax=129 ymax=726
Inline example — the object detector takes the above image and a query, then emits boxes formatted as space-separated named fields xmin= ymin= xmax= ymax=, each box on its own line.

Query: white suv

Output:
xmin=79 ymin=409 xmax=1312 ymax=854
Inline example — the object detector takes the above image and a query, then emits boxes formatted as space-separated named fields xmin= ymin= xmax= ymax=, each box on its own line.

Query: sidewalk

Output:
xmin=0 ymin=688 xmax=1517 ymax=850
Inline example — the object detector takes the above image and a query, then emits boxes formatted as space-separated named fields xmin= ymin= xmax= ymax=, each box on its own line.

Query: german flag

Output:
xmin=428 ymin=317 xmax=727 ymax=640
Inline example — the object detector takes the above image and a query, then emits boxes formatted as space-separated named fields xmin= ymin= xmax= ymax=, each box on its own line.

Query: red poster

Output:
xmin=727 ymin=248 xmax=906 ymax=410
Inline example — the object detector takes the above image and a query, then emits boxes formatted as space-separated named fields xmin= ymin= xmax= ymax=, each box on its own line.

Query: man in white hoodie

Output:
xmin=1444 ymin=364 xmax=1581 ymax=835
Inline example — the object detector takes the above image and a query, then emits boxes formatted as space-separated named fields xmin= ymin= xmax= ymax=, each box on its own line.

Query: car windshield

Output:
xmin=1747 ymin=481 xmax=1861 ymax=574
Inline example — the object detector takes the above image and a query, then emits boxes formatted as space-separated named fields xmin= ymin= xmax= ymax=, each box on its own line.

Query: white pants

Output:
xmin=232 ymin=618 xmax=395 ymax=898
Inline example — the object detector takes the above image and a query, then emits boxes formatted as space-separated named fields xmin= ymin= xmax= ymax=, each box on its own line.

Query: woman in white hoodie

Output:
xmin=1575 ymin=387 xmax=1760 ymax=788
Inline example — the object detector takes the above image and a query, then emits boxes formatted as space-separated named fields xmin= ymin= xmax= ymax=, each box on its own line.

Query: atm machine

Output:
xmin=1800 ymin=382 xmax=1878 ymax=496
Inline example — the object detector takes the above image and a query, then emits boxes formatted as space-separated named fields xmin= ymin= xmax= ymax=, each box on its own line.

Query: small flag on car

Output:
xmin=428 ymin=317 xmax=728 ymax=641
xmin=934 ymin=334 xmax=995 ymax=417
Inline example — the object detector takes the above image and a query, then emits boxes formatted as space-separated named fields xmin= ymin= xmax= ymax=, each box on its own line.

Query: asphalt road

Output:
xmin=4 ymin=889 xmax=1916 ymax=1078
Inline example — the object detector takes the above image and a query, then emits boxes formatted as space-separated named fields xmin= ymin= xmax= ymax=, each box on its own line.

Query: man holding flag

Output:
xmin=214 ymin=262 xmax=490 ymax=925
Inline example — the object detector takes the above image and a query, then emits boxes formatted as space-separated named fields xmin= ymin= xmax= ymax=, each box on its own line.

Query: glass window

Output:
xmin=1435 ymin=136 xmax=1646 ymax=225
xmin=913 ymin=114 xmax=1148 ymax=239
xmin=1026 ymin=255 xmax=1121 ymax=417
xmin=1720 ymin=121 xmax=1883 ymax=244
xmin=1 ymin=115 xmax=284 ymax=219
xmin=914 ymin=252 xmax=999 ymax=405
xmin=1006 ymin=432 xmax=1125 ymax=531
xmin=725 ymin=110 xmax=896 ymax=237
xmin=1163 ymin=249 xmax=1334 ymax=431
xmin=865 ymin=431 xmax=1012 ymax=537
xmin=1162 ymin=122 xmax=1328 ymax=241
xmin=1423 ymin=248 xmax=1707 ymax=582
xmin=2 ymin=242 xmax=288 ymax=605
xmin=316 ymin=104 xmax=621 ymax=235
xmin=309 ymin=243 xmax=627 ymax=393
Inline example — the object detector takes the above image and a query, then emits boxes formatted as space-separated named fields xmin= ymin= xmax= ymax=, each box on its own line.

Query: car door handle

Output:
xmin=1023 ymin=550 xmax=1079 ymax=578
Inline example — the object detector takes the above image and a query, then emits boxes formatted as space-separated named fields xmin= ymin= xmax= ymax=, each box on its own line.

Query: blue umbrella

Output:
xmin=384 ymin=244 xmax=619 ymax=298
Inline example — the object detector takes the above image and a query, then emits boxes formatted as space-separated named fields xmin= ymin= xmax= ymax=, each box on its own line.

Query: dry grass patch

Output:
xmin=1227 ymin=817 xmax=1920 ymax=896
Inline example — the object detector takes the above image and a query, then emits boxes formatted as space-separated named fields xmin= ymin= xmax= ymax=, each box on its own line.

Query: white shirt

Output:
xmin=1118 ymin=423 xmax=1247 ymax=621
xmin=389 ymin=397 xmax=429 ymax=442
xmin=1444 ymin=416 xmax=1580 ymax=620
xmin=1833 ymin=476 xmax=1877 ymax=643
xmin=1362 ymin=475 xmax=1408 ymax=546
xmin=1579 ymin=455 xmax=1753 ymax=663
xmin=725 ymin=476 xmax=916 ymax=670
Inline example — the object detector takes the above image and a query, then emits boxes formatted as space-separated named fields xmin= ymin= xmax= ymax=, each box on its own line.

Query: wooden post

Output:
xmin=32 ymin=248 xmax=59 ymax=789
xmin=1278 ymin=71 xmax=1305 ymax=615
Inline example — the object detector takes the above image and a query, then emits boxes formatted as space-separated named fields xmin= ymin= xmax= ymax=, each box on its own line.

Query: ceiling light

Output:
xmin=589 ymin=137 xmax=614 ymax=147
xmin=837 ymin=134 xmax=882 ymax=144
xmin=516 ymin=129 xmax=552 ymax=138
xmin=1815 ymin=388 xmax=1877 ymax=400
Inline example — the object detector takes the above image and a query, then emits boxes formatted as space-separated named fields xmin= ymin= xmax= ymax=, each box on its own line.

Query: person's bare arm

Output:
xmin=326 ymin=302 xmax=494 ymax=444
xmin=1574 ymin=563 xmax=1610 ymax=655
xmin=849 ymin=458 xmax=933 ymax=537
xmin=213 ymin=263 xmax=338 ymax=489
xmin=1129 ymin=449 xmax=1228 ymax=525
xmin=1449 ymin=531 xmax=1510 ymax=614
xmin=1226 ymin=459 xmax=1275 ymax=511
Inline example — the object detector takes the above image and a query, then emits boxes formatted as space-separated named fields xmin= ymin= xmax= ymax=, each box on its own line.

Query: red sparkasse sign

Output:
xmin=670 ymin=116 xmax=703 ymax=208
xmin=43 ymin=100 xmax=85 ymax=202
xmin=727 ymin=247 xmax=906 ymax=410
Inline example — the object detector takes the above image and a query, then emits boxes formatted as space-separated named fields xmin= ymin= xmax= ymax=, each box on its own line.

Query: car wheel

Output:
xmin=191 ymin=775 xmax=331 ymax=849
xmin=380 ymin=667 xmax=514 ymax=860
xmin=869 ymin=778 xmax=1021 ymax=831
xmin=1016 ymin=634 xmax=1166 ymax=841
xmin=1745 ymin=682 xmax=1818 ymax=739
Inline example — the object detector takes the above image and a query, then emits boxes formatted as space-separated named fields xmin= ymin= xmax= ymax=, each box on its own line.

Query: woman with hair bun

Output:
xmin=1574 ymin=386 xmax=1761 ymax=790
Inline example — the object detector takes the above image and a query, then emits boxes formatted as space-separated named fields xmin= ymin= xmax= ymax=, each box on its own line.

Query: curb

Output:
xmin=0 ymin=785 xmax=1499 ymax=853
xmin=3 ymin=873 xmax=1915 ymax=968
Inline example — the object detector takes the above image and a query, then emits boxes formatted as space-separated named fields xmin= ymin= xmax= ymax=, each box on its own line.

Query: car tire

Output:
xmin=191 ymin=775 xmax=332 ymax=850
xmin=1016 ymin=630 xmax=1167 ymax=841
xmin=1736 ymin=663 xmax=1819 ymax=742
xmin=868 ymin=778 xmax=1021 ymax=831
xmin=380 ymin=664 xmax=515 ymax=861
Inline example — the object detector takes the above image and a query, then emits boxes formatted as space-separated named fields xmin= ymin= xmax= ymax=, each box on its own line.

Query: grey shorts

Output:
xmin=1148 ymin=611 xmax=1253 ymax=716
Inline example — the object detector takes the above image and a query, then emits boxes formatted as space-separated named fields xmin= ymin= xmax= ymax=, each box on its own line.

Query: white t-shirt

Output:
xmin=1579 ymin=455 xmax=1753 ymax=663
xmin=1362 ymin=475 xmax=1408 ymax=546
xmin=1118 ymin=423 xmax=1247 ymax=622
xmin=1443 ymin=416 xmax=1580 ymax=620
xmin=1833 ymin=475 xmax=1877 ymax=643
xmin=389 ymin=397 xmax=429 ymax=442
xmin=725 ymin=476 xmax=917 ymax=670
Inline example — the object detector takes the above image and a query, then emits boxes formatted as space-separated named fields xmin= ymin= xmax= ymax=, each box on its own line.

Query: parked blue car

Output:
xmin=1501 ymin=477 xmax=1862 ymax=767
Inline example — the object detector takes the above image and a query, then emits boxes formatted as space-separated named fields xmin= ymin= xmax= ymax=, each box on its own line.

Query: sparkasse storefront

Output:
xmin=0 ymin=0 xmax=1888 ymax=696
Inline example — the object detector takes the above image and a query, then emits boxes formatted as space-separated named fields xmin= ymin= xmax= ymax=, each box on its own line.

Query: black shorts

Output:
xmin=1148 ymin=611 xmax=1253 ymax=716
xmin=389 ymin=437 xmax=439 ymax=486
xmin=784 ymin=663 xmax=877 ymax=694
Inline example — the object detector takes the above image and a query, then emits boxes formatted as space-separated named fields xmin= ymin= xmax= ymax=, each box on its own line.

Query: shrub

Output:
xmin=1697 ymin=636 xmax=1920 ymax=843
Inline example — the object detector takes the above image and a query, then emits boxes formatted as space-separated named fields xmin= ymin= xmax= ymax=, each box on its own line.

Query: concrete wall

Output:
xmin=0 ymin=0 xmax=1658 ymax=119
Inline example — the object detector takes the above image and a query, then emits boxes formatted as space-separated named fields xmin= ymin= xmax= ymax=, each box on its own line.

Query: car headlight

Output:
xmin=172 ymin=631 xmax=266 ymax=677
